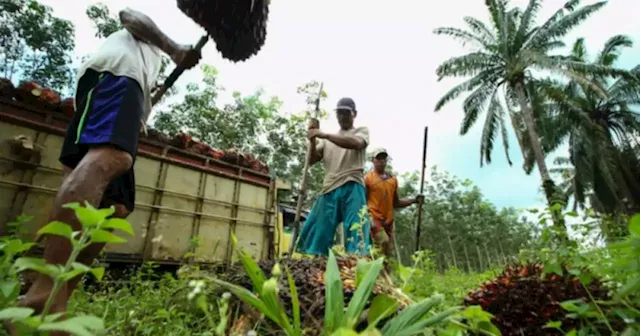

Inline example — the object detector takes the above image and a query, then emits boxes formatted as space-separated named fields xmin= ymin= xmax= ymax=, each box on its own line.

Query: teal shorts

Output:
xmin=295 ymin=181 xmax=371 ymax=256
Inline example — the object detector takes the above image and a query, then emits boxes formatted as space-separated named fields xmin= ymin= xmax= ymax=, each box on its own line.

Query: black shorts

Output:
xmin=59 ymin=69 xmax=144 ymax=212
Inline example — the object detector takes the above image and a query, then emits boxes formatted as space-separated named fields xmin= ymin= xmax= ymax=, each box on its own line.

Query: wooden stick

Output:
xmin=414 ymin=126 xmax=428 ymax=252
xmin=289 ymin=83 xmax=323 ymax=255
xmin=151 ymin=35 xmax=209 ymax=106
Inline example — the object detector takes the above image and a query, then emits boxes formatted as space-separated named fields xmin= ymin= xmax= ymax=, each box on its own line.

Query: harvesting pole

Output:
xmin=152 ymin=35 xmax=209 ymax=106
xmin=289 ymin=82 xmax=323 ymax=256
xmin=415 ymin=126 xmax=428 ymax=253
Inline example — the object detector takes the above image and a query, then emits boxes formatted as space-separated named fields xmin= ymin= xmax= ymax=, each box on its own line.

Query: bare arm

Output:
xmin=323 ymin=133 xmax=366 ymax=150
xmin=309 ymin=139 xmax=322 ymax=165
xmin=119 ymin=8 xmax=182 ymax=62
xmin=393 ymin=184 xmax=418 ymax=208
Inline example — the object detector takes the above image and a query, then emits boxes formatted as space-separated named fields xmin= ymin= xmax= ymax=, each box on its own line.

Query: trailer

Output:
xmin=0 ymin=97 xmax=294 ymax=265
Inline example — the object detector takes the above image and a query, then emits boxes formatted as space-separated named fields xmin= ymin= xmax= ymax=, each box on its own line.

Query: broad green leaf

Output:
xmin=544 ymin=321 xmax=562 ymax=329
xmin=59 ymin=269 xmax=88 ymax=282
xmin=477 ymin=320 xmax=502 ymax=336
xmin=390 ymin=305 xmax=460 ymax=336
xmin=38 ymin=315 xmax=105 ymax=336
xmin=324 ymin=250 xmax=345 ymax=334
xmin=543 ymin=263 xmax=563 ymax=276
xmin=629 ymin=214 xmax=640 ymax=237
xmin=13 ymin=257 xmax=60 ymax=277
xmin=342 ymin=257 xmax=383 ymax=328
xmin=71 ymin=262 xmax=91 ymax=272
xmin=381 ymin=294 xmax=444 ymax=335
xmin=90 ymin=267 xmax=105 ymax=281
xmin=2 ymin=239 xmax=35 ymax=254
xmin=0 ymin=307 xmax=35 ymax=321
xmin=0 ymin=279 xmax=19 ymax=298
xmin=101 ymin=218 xmax=134 ymax=236
xmin=64 ymin=203 xmax=104 ymax=227
xmin=565 ymin=211 xmax=578 ymax=217
xmin=37 ymin=221 xmax=73 ymax=239
xmin=355 ymin=259 xmax=373 ymax=288
xmin=616 ymin=277 xmax=640 ymax=298
xmin=231 ymin=233 xmax=266 ymax=292
xmin=90 ymin=229 xmax=126 ymax=244
xmin=97 ymin=206 xmax=115 ymax=219
xmin=287 ymin=268 xmax=301 ymax=333
xmin=367 ymin=295 xmax=399 ymax=327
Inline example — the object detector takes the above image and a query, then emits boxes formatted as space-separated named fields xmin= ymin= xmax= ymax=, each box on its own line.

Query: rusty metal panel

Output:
xmin=234 ymin=182 xmax=269 ymax=260
xmin=0 ymin=122 xmax=38 ymax=227
xmin=195 ymin=175 xmax=235 ymax=262
xmin=19 ymin=133 xmax=64 ymax=238
xmin=148 ymin=164 xmax=200 ymax=261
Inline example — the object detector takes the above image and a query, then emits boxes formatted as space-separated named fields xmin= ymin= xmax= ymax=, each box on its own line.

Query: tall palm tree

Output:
xmin=540 ymin=35 xmax=640 ymax=214
xmin=432 ymin=0 xmax=626 ymax=229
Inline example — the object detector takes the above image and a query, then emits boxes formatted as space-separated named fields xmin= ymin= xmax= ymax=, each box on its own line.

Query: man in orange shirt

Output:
xmin=365 ymin=148 xmax=423 ymax=257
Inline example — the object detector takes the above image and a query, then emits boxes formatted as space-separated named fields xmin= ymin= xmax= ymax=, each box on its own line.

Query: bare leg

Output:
xmin=18 ymin=146 xmax=132 ymax=316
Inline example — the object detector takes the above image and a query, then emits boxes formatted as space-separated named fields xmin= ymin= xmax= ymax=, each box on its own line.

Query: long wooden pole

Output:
xmin=152 ymin=35 xmax=209 ymax=106
xmin=414 ymin=126 xmax=428 ymax=252
xmin=288 ymin=83 xmax=323 ymax=255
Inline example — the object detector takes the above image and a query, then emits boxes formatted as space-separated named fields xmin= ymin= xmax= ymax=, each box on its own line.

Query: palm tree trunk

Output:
xmin=513 ymin=80 xmax=566 ymax=231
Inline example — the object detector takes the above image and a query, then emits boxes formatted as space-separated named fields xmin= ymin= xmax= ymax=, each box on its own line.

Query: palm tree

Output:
xmin=432 ymin=0 xmax=626 ymax=229
xmin=540 ymin=36 xmax=640 ymax=214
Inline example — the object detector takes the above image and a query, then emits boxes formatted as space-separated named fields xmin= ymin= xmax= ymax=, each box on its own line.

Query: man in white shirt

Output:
xmin=295 ymin=97 xmax=372 ymax=256
xmin=12 ymin=7 xmax=201 ymax=326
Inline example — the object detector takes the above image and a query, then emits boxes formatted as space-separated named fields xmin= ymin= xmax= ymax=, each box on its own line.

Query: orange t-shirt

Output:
xmin=364 ymin=171 xmax=398 ymax=222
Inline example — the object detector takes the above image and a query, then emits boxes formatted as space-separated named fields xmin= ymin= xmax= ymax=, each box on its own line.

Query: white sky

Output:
xmin=39 ymin=0 xmax=640 ymax=216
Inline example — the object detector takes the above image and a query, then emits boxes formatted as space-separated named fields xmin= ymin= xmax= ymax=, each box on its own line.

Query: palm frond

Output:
xmin=597 ymin=35 xmax=633 ymax=66
xmin=432 ymin=27 xmax=492 ymax=49
xmin=435 ymin=52 xmax=501 ymax=80
xmin=461 ymin=82 xmax=497 ymax=135
xmin=527 ymin=1 xmax=607 ymax=51
xmin=514 ymin=0 xmax=542 ymax=49
xmin=434 ymin=67 xmax=501 ymax=111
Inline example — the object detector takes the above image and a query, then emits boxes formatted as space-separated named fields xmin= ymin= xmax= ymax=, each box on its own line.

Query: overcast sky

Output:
xmin=39 ymin=0 xmax=640 ymax=215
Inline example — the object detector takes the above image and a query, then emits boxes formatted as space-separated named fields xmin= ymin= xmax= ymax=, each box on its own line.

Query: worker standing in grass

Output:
xmin=6 ymin=8 xmax=201 ymax=334
xmin=365 ymin=148 xmax=423 ymax=258
xmin=296 ymin=97 xmax=371 ymax=256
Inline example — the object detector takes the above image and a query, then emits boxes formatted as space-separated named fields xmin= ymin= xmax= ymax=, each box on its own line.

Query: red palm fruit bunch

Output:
xmin=0 ymin=78 xmax=15 ymax=98
xmin=39 ymin=88 xmax=61 ymax=110
xmin=464 ymin=263 xmax=614 ymax=335
xmin=171 ymin=132 xmax=194 ymax=150
xmin=15 ymin=81 xmax=43 ymax=105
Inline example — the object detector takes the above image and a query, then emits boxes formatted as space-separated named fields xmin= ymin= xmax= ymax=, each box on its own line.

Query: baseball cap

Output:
xmin=335 ymin=97 xmax=356 ymax=112
xmin=371 ymin=148 xmax=389 ymax=159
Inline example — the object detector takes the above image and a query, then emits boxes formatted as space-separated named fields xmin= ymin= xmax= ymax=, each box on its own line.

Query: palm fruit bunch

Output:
xmin=464 ymin=263 xmax=618 ymax=335
xmin=176 ymin=0 xmax=270 ymax=62
xmin=14 ymin=81 xmax=61 ymax=110
xmin=15 ymin=81 xmax=43 ymax=106
xmin=0 ymin=78 xmax=14 ymax=99
xmin=217 ymin=255 xmax=408 ymax=334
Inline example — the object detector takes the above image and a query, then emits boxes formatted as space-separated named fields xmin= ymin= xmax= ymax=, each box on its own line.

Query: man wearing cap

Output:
xmin=296 ymin=97 xmax=371 ymax=256
xmin=365 ymin=148 xmax=423 ymax=258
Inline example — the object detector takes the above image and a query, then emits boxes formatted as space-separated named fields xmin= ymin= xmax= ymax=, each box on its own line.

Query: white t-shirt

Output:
xmin=75 ymin=29 xmax=163 ymax=122
xmin=316 ymin=126 xmax=370 ymax=194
